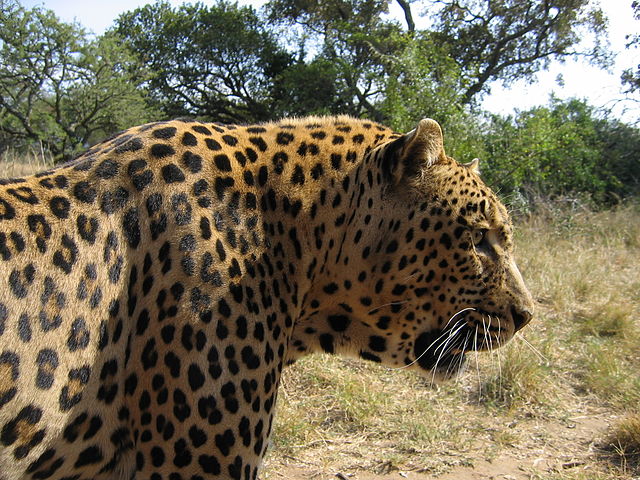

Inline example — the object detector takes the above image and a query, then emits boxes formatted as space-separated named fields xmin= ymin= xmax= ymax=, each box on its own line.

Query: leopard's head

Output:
xmin=292 ymin=118 xmax=534 ymax=378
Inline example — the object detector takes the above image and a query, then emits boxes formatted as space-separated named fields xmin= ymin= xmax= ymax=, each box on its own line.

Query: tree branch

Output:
xmin=395 ymin=0 xmax=415 ymax=32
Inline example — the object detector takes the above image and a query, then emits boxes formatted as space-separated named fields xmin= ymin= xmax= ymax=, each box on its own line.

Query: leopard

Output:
xmin=0 ymin=115 xmax=534 ymax=480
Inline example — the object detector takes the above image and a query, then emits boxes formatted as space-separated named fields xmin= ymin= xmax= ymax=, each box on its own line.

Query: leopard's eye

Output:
xmin=472 ymin=228 xmax=488 ymax=247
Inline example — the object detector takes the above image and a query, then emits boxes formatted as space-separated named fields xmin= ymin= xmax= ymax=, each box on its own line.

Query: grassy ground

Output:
xmin=2 ymin=153 xmax=638 ymax=479
xmin=0 ymin=148 xmax=54 ymax=178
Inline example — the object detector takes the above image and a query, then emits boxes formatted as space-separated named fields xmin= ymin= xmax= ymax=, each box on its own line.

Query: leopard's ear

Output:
xmin=381 ymin=118 xmax=446 ymax=184
xmin=464 ymin=158 xmax=480 ymax=174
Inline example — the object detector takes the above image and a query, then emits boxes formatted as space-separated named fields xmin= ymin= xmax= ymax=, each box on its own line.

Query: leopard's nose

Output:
xmin=510 ymin=305 xmax=533 ymax=332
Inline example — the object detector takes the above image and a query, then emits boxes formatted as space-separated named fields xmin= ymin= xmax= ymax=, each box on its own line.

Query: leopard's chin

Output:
xmin=425 ymin=351 xmax=468 ymax=381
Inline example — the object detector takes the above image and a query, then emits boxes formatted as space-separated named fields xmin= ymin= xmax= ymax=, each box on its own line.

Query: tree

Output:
xmin=379 ymin=32 xmax=466 ymax=130
xmin=429 ymin=0 xmax=610 ymax=104
xmin=265 ymin=0 xmax=611 ymax=120
xmin=0 ymin=1 xmax=155 ymax=158
xmin=270 ymin=59 xmax=343 ymax=117
xmin=265 ymin=0 xmax=407 ymax=121
xmin=114 ymin=1 xmax=292 ymax=123
xmin=622 ymin=0 xmax=640 ymax=94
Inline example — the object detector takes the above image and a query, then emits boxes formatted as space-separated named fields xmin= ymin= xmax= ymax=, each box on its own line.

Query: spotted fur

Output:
xmin=0 ymin=116 xmax=533 ymax=479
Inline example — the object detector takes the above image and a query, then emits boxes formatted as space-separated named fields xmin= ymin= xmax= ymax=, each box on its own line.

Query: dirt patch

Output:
xmin=262 ymin=409 xmax=619 ymax=479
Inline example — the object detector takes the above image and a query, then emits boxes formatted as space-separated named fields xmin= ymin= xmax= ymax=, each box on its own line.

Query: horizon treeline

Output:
xmin=1 ymin=0 xmax=638 ymax=204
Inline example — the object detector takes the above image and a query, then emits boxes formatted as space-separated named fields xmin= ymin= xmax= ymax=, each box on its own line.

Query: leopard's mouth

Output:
xmin=413 ymin=327 xmax=470 ymax=377
xmin=412 ymin=308 xmax=511 ymax=377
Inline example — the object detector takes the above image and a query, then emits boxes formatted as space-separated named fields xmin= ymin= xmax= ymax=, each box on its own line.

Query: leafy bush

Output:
xmin=477 ymin=99 xmax=640 ymax=205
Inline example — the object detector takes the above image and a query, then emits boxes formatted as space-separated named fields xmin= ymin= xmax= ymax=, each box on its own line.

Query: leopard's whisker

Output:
xmin=391 ymin=319 xmax=464 ymax=371
xmin=430 ymin=325 xmax=465 ymax=384
xmin=482 ymin=314 xmax=491 ymax=352
xmin=390 ymin=308 xmax=472 ymax=371
xmin=516 ymin=334 xmax=548 ymax=363
xmin=474 ymin=325 xmax=482 ymax=392
xmin=401 ymin=270 xmax=421 ymax=283
xmin=495 ymin=316 xmax=503 ymax=389
xmin=433 ymin=321 xmax=466 ymax=356
xmin=367 ymin=299 xmax=409 ymax=315
xmin=443 ymin=307 xmax=476 ymax=330
xmin=450 ymin=331 xmax=470 ymax=382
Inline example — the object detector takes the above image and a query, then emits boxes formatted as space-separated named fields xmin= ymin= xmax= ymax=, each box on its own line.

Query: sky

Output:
xmin=21 ymin=0 xmax=640 ymax=123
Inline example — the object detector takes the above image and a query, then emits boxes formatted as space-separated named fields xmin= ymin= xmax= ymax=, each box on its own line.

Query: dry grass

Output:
xmin=268 ymin=356 xmax=481 ymax=475
xmin=0 ymin=148 xmax=54 ymax=178
xmin=601 ymin=413 xmax=640 ymax=474
xmin=2 ymin=153 xmax=638 ymax=479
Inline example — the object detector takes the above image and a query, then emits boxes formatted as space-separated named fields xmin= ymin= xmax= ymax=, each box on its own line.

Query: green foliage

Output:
xmin=593 ymin=119 xmax=640 ymax=199
xmin=114 ymin=1 xmax=292 ymax=123
xmin=479 ymin=98 xmax=640 ymax=203
xmin=266 ymin=0 xmax=407 ymax=120
xmin=0 ymin=0 xmax=155 ymax=159
xmin=271 ymin=59 xmax=343 ymax=117
xmin=380 ymin=32 xmax=466 ymax=131
xmin=261 ymin=0 xmax=630 ymax=205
